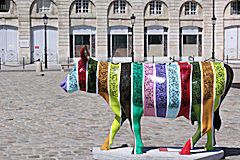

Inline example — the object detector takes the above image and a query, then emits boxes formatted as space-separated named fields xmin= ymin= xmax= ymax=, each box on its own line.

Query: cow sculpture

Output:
xmin=60 ymin=46 xmax=233 ymax=155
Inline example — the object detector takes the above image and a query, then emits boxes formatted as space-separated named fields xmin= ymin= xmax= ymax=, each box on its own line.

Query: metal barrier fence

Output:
xmin=0 ymin=57 xmax=40 ymax=70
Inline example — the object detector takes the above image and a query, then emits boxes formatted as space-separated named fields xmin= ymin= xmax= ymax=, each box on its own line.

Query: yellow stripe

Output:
xmin=201 ymin=62 xmax=214 ymax=135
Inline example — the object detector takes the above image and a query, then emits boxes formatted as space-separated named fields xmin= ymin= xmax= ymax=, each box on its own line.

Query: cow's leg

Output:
xmin=205 ymin=128 xmax=215 ymax=151
xmin=101 ymin=113 xmax=127 ymax=150
xmin=180 ymin=121 xmax=201 ymax=155
xmin=131 ymin=105 xmax=144 ymax=154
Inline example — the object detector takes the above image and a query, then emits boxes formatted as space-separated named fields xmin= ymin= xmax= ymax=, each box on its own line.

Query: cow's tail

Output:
xmin=214 ymin=63 xmax=234 ymax=130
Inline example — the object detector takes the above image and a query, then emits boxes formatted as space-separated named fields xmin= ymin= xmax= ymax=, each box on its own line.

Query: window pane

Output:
xmin=183 ymin=35 xmax=197 ymax=44
xmin=76 ymin=0 xmax=89 ymax=13
xmin=150 ymin=2 xmax=154 ymax=15
xmin=37 ymin=0 xmax=51 ymax=13
xmin=83 ymin=0 xmax=89 ymax=13
xmin=148 ymin=35 xmax=162 ymax=44
xmin=120 ymin=1 xmax=125 ymax=13
xmin=231 ymin=1 xmax=237 ymax=15
xmin=76 ymin=0 xmax=81 ymax=13
xmin=114 ymin=0 xmax=125 ymax=14
xmin=156 ymin=1 xmax=161 ymax=14
xmin=185 ymin=2 xmax=196 ymax=15
xmin=75 ymin=35 xmax=90 ymax=57
xmin=238 ymin=0 xmax=240 ymax=14
xmin=191 ymin=2 xmax=196 ymax=14
xmin=150 ymin=1 xmax=161 ymax=15
xmin=75 ymin=35 xmax=90 ymax=45
xmin=0 ymin=0 xmax=10 ymax=12
xmin=185 ymin=2 xmax=189 ymax=15
xmin=114 ymin=1 xmax=118 ymax=14
xmin=113 ymin=35 xmax=127 ymax=48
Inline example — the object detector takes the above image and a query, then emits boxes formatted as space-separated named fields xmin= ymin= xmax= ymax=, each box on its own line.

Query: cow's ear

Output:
xmin=80 ymin=46 xmax=89 ymax=60
xmin=84 ymin=46 xmax=90 ymax=57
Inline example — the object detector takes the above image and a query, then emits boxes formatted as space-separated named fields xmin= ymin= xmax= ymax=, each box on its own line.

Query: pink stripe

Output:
xmin=143 ymin=64 xmax=155 ymax=116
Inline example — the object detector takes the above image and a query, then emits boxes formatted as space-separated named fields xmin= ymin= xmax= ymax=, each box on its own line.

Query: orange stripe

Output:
xmin=98 ymin=62 xmax=109 ymax=104
xmin=201 ymin=62 xmax=214 ymax=135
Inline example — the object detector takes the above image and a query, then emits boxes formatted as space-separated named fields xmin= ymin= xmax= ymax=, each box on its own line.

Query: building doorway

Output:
xmin=225 ymin=26 xmax=240 ymax=59
xmin=0 ymin=25 xmax=18 ymax=64
xmin=31 ymin=26 xmax=58 ymax=63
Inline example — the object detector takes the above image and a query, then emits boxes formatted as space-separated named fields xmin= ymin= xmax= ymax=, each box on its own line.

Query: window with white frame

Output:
xmin=185 ymin=1 xmax=197 ymax=15
xmin=150 ymin=1 xmax=162 ymax=15
xmin=114 ymin=0 xmax=126 ymax=14
xmin=144 ymin=27 xmax=168 ymax=57
xmin=37 ymin=0 xmax=51 ymax=13
xmin=231 ymin=0 xmax=240 ymax=15
xmin=180 ymin=27 xmax=202 ymax=57
xmin=0 ymin=0 xmax=10 ymax=12
xmin=76 ymin=0 xmax=89 ymax=13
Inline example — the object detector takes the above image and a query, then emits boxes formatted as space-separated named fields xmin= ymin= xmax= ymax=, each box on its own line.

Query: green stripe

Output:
xmin=87 ymin=58 xmax=98 ymax=93
xmin=191 ymin=62 xmax=201 ymax=122
xmin=213 ymin=62 xmax=226 ymax=112
xmin=132 ymin=62 xmax=144 ymax=154
xmin=133 ymin=63 xmax=143 ymax=107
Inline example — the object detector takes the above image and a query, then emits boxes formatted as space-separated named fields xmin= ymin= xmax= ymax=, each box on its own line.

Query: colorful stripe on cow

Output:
xmin=66 ymin=59 xmax=226 ymax=136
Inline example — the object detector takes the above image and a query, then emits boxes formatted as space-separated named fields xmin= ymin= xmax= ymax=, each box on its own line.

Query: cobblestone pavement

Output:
xmin=0 ymin=69 xmax=240 ymax=160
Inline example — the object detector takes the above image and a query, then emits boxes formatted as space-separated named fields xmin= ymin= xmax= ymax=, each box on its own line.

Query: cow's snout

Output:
xmin=60 ymin=76 xmax=68 ymax=92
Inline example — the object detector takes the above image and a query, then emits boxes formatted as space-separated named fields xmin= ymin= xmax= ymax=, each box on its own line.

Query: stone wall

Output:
xmin=0 ymin=0 xmax=239 ymax=63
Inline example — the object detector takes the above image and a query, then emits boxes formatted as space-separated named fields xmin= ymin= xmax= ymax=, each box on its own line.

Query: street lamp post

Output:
xmin=212 ymin=0 xmax=216 ymax=61
xmin=43 ymin=14 xmax=48 ymax=69
xmin=131 ymin=14 xmax=135 ymax=62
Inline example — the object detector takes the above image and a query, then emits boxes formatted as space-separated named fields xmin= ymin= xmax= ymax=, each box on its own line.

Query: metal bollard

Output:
xmin=23 ymin=57 xmax=25 ymax=70
xmin=35 ymin=59 xmax=42 ymax=72
xmin=153 ymin=56 xmax=154 ymax=63
xmin=68 ymin=57 xmax=70 ymax=69
xmin=0 ymin=58 xmax=1 ymax=70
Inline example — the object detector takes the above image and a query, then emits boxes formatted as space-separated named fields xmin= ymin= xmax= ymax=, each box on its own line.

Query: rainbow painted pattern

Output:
xmin=63 ymin=58 xmax=227 ymax=136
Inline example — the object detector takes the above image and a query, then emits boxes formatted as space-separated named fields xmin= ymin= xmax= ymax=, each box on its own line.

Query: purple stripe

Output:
xmin=143 ymin=63 xmax=155 ymax=116
xmin=155 ymin=63 xmax=167 ymax=117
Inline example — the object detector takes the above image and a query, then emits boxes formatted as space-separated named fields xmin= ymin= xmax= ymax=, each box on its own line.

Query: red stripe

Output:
xmin=177 ymin=62 xmax=191 ymax=119
xmin=78 ymin=47 xmax=88 ymax=91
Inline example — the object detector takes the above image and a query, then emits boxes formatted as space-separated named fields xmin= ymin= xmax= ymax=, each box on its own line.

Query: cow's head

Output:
xmin=60 ymin=46 xmax=89 ymax=92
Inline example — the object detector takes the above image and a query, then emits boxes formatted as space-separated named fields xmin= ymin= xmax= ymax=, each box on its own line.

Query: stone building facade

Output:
xmin=0 ymin=0 xmax=240 ymax=64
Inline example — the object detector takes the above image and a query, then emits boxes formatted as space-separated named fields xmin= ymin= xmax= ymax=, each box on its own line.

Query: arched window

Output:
xmin=37 ymin=0 xmax=51 ymax=13
xmin=0 ymin=0 xmax=10 ymax=12
xmin=185 ymin=1 xmax=196 ymax=15
xmin=150 ymin=1 xmax=162 ymax=15
xmin=231 ymin=0 xmax=240 ymax=15
xmin=76 ymin=0 xmax=89 ymax=13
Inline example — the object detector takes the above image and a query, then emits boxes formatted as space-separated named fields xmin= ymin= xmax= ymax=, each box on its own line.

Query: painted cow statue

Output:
xmin=60 ymin=47 xmax=233 ymax=155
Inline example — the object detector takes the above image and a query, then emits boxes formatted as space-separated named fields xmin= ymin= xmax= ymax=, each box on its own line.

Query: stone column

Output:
xmin=168 ymin=2 xmax=180 ymax=60
xmin=18 ymin=0 xmax=31 ymax=64
xmin=57 ymin=1 xmax=70 ymax=64
xmin=203 ymin=1 xmax=212 ymax=60
xmin=96 ymin=1 xmax=108 ymax=62
xmin=132 ymin=0 xmax=145 ymax=62
xmin=215 ymin=1 xmax=225 ymax=60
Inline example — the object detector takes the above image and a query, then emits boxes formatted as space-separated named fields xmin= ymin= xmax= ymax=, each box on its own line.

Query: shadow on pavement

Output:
xmin=231 ymin=83 xmax=240 ymax=89
xmin=222 ymin=147 xmax=240 ymax=159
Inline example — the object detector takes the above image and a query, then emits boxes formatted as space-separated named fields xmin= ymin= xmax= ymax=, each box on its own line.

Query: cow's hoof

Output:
xmin=204 ymin=146 xmax=214 ymax=151
xmin=100 ymin=145 xmax=109 ymax=150
xmin=134 ymin=147 xmax=143 ymax=154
